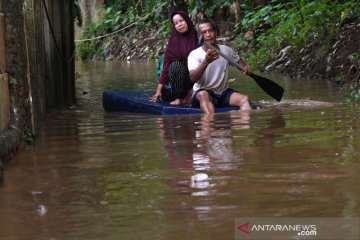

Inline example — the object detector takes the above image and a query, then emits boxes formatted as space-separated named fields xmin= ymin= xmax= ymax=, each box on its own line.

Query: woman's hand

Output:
xmin=150 ymin=90 xmax=162 ymax=102
xmin=150 ymin=84 xmax=164 ymax=102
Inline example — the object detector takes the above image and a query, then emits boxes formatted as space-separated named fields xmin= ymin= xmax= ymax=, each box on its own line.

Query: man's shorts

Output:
xmin=191 ymin=88 xmax=237 ymax=108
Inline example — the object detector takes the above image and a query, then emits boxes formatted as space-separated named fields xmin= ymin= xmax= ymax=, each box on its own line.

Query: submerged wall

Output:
xmin=0 ymin=11 xmax=9 ymax=133
xmin=0 ymin=0 xmax=75 ymax=182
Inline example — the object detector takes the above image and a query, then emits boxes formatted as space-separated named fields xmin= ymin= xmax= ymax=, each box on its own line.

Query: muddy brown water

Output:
xmin=0 ymin=61 xmax=359 ymax=240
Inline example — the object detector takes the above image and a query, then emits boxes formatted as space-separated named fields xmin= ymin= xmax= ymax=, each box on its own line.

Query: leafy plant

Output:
xmin=76 ymin=0 xmax=170 ymax=60
xmin=9 ymin=77 xmax=17 ymax=87
xmin=335 ymin=73 xmax=345 ymax=84
xmin=235 ymin=0 xmax=360 ymax=69
xmin=76 ymin=0 xmax=360 ymax=64
xmin=24 ymin=127 xmax=35 ymax=149
xmin=351 ymin=51 xmax=360 ymax=66
xmin=350 ymin=79 xmax=360 ymax=100
xmin=76 ymin=22 xmax=107 ymax=60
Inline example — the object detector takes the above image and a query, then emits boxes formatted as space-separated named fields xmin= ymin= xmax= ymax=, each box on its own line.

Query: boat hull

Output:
xmin=102 ymin=91 xmax=240 ymax=115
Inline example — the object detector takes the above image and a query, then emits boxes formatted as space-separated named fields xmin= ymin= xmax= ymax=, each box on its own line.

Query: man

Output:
xmin=188 ymin=18 xmax=252 ymax=114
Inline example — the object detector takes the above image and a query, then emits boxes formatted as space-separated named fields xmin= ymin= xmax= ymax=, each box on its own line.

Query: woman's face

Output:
xmin=172 ymin=14 xmax=188 ymax=34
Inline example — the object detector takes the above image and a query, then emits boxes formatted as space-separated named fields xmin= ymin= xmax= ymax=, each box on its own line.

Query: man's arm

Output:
xmin=189 ymin=61 xmax=209 ymax=83
xmin=238 ymin=58 xmax=251 ymax=74
xmin=189 ymin=48 xmax=219 ymax=83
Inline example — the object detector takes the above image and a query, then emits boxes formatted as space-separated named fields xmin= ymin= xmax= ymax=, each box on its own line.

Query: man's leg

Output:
xmin=196 ymin=90 xmax=215 ymax=114
xmin=229 ymin=92 xmax=252 ymax=110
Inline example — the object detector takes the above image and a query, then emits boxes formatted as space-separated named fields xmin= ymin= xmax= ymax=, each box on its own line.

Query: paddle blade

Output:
xmin=249 ymin=73 xmax=284 ymax=101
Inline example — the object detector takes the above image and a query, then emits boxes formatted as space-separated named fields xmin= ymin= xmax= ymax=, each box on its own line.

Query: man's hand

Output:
xmin=243 ymin=65 xmax=252 ymax=75
xmin=205 ymin=49 xmax=219 ymax=64
xmin=189 ymin=49 xmax=219 ymax=83
xmin=239 ymin=59 xmax=252 ymax=75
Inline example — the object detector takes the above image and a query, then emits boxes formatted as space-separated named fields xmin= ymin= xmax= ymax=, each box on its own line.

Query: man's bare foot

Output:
xmin=180 ymin=90 xmax=193 ymax=105
xmin=170 ymin=99 xmax=181 ymax=105
xmin=240 ymin=103 xmax=252 ymax=111
xmin=180 ymin=98 xmax=190 ymax=105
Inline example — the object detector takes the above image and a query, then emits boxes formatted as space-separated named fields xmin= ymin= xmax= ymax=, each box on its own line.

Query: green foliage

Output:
xmin=77 ymin=0 xmax=360 ymax=64
xmin=76 ymin=0 xmax=264 ymax=60
xmin=335 ymin=73 xmax=345 ymax=84
xmin=25 ymin=127 xmax=35 ymax=149
xmin=102 ymin=5 xmax=139 ymax=31
xmin=349 ymin=51 xmax=360 ymax=100
xmin=351 ymin=51 xmax=360 ymax=66
xmin=236 ymin=0 xmax=360 ymax=69
xmin=353 ymin=90 xmax=360 ymax=100
xmin=9 ymin=77 xmax=17 ymax=87
xmin=96 ymin=1 xmax=169 ymax=33
xmin=76 ymin=23 xmax=105 ymax=60
xmin=8 ymin=76 xmax=18 ymax=95
xmin=76 ymin=1 xmax=169 ymax=60
xmin=205 ymin=0 xmax=231 ymax=18
xmin=239 ymin=1 xmax=289 ymax=31
xmin=188 ymin=0 xmax=232 ymax=18
xmin=350 ymin=79 xmax=360 ymax=100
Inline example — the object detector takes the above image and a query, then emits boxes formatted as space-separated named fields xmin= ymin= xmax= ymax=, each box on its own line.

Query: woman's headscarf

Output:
xmin=164 ymin=11 xmax=198 ymax=63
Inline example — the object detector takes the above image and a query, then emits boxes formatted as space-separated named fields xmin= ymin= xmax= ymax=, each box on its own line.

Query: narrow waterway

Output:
xmin=0 ymin=61 xmax=359 ymax=240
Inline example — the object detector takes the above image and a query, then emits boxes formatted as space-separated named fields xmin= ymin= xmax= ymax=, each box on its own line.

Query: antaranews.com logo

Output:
xmin=234 ymin=217 xmax=359 ymax=240
xmin=238 ymin=221 xmax=317 ymax=236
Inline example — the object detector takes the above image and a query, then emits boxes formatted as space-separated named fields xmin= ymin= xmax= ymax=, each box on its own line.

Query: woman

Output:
xmin=151 ymin=11 xmax=197 ymax=105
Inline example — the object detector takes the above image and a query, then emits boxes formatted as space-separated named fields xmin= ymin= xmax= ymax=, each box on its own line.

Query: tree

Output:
xmin=168 ymin=0 xmax=188 ymax=16
xmin=233 ymin=0 xmax=241 ymax=22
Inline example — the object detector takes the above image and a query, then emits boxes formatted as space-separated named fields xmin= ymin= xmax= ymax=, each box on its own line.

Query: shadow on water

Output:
xmin=0 ymin=61 xmax=360 ymax=240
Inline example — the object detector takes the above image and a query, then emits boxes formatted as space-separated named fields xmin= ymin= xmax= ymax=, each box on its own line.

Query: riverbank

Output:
xmin=267 ymin=19 xmax=360 ymax=89
xmin=77 ymin=18 xmax=360 ymax=98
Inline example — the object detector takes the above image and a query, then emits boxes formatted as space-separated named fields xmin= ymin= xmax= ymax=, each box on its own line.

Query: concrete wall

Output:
xmin=0 ymin=11 xmax=9 ymax=133
xmin=0 ymin=12 xmax=5 ymax=72
xmin=0 ymin=0 xmax=24 ymax=182
xmin=41 ymin=0 xmax=75 ymax=109
xmin=0 ymin=0 xmax=75 ymax=182
xmin=0 ymin=73 xmax=9 ymax=132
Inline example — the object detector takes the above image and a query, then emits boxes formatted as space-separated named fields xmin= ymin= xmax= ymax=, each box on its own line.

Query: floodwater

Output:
xmin=1 ymin=61 xmax=360 ymax=240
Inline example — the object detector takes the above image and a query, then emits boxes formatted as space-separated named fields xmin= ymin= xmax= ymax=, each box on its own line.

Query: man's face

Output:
xmin=198 ymin=22 xmax=217 ymax=45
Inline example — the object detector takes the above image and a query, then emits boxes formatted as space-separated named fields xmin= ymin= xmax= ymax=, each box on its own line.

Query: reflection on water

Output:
xmin=157 ymin=111 xmax=252 ymax=172
xmin=0 ymin=61 xmax=360 ymax=240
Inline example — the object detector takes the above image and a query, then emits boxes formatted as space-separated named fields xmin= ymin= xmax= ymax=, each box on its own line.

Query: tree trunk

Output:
xmin=255 ymin=0 xmax=268 ymax=6
xmin=168 ymin=0 xmax=188 ymax=17
xmin=79 ymin=0 xmax=103 ymax=28
xmin=233 ymin=0 xmax=241 ymax=22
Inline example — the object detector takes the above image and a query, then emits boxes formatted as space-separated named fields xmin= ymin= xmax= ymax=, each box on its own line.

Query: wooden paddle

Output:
xmin=199 ymin=36 xmax=284 ymax=102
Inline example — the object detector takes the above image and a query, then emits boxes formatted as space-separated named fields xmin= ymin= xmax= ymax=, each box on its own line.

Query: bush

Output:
xmin=76 ymin=1 xmax=169 ymax=60
xmin=235 ymin=0 xmax=360 ymax=69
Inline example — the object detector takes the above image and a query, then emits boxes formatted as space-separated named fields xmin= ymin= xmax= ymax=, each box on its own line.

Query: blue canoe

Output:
xmin=102 ymin=91 xmax=240 ymax=115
